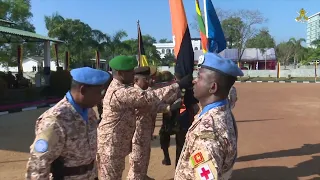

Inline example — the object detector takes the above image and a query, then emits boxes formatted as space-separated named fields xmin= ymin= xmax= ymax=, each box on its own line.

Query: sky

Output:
xmin=30 ymin=0 xmax=320 ymax=44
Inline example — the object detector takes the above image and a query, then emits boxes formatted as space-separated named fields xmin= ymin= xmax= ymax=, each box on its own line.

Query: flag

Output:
xmin=195 ymin=0 xmax=208 ymax=53
xmin=205 ymin=0 xmax=226 ymax=53
xmin=95 ymin=50 xmax=100 ymax=69
xmin=137 ymin=21 xmax=148 ymax=67
xmin=169 ymin=0 xmax=198 ymax=123
xmin=17 ymin=45 xmax=23 ymax=74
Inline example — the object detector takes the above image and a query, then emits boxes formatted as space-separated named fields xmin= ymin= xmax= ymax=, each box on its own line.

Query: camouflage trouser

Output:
xmin=97 ymin=153 xmax=125 ymax=180
xmin=127 ymin=129 xmax=153 ymax=180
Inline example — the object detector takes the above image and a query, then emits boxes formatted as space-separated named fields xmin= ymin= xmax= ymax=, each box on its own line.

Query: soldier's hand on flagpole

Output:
xmin=170 ymin=98 xmax=182 ymax=111
xmin=177 ymin=74 xmax=193 ymax=89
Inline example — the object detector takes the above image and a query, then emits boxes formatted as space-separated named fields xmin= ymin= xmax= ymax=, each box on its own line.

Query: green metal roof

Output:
xmin=0 ymin=25 xmax=64 ymax=43
xmin=0 ymin=19 xmax=16 ymax=25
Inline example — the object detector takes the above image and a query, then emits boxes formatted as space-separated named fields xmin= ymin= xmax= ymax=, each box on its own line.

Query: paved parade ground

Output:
xmin=0 ymin=83 xmax=320 ymax=180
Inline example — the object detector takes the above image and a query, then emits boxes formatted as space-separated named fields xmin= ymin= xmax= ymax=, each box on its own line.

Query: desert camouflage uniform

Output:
xmin=26 ymin=98 xmax=98 ymax=180
xmin=127 ymin=85 xmax=172 ymax=180
xmin=97 ymin=79 xmax=180 ymax=180
xmin=175 ymin=105 xmax=237 ymax=180
xmin=228 ymin=86 xmax=237 ymax=109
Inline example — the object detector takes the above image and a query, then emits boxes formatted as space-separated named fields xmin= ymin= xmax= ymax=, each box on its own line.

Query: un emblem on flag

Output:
xmin=198 ymin=55 xmax=205 ymax=66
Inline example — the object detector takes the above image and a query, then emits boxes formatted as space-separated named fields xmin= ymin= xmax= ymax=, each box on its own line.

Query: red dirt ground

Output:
xmin=0 ymin=83 xmax=319 ymax=180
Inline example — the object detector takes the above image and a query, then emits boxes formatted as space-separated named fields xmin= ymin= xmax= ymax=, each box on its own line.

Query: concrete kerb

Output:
xmin=0 ymin=103 xmax=58 ymax=116
xmin=235 ymin=81 xmax=320 ymax=83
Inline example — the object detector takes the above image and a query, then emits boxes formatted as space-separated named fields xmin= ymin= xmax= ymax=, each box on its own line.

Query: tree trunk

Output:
xmin=293 ymin=55 xmax=297 ymax=69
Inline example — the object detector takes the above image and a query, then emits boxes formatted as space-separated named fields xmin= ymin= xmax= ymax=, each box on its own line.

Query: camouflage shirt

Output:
xmin=175 ymin=105 xmax=237 ymax=180
xmin=25 ymin=97 xmax=98 ymax=180
xmin=97 ymin=79 xmax=180 ymax=158
xmin=228 ymin=86 xmax=237 ymax=109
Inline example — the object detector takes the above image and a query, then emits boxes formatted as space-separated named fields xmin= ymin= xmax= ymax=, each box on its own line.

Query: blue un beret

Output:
xmin=198 ymin=53 xmax=244 ymax=77
xmin=70 ymin=67 xmax=111 ymax=85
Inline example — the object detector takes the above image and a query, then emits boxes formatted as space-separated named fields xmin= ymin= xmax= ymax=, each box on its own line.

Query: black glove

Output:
xmin=170 ymin=98 xmax=182 ymax=111
xmin=177 ymin=74 xmax=193 ymax=89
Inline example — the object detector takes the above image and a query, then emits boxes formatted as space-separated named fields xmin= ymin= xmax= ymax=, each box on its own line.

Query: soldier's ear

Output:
xmin=79 ymin=84 xmax=87 ymax=95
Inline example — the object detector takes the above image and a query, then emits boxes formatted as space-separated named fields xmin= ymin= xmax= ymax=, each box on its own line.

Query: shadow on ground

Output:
xmin=237 ymin=118 xmax=283 ymax=123
xmin=237 ymin=144 xmax=320 ymax=162
xmin=0 ymin=113 xmax=37 ymax=153
xmin=233 ymin=156 xmax=320 ymax=180
xmin=233 ymin=144 xmax=320 ymax=180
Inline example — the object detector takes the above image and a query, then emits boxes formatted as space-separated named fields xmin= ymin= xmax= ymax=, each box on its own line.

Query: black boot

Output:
xmin=162 ymin=148 xmax=171 ymax=166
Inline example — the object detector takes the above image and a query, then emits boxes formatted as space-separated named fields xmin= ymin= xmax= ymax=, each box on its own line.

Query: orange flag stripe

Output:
xmin=169 ymin=0 xmax=188 ymax=58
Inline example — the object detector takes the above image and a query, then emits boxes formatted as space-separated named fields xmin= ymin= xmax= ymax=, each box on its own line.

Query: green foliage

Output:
xmin=0 ymin=0 xmax=38 ymax=66
xmin=122 ymin=34 xmax=161 ymax=65
xmin=45 ymin=13 xmax=161 ymax=67
xmin=221 ymin=17 xmax=243 ymax=48
xmin=161 ymin=53 xmax=175 ymax=66
xmin=246 ymin=28 xmax=275 ymax=53
xmin=159 ymin=38 xmax=172 ymax=43
xmin=276 ymin=37 xmax=320 ymax=66
xmin=276 ymin=42 xmax=294 ymax=65
xmin=49 ymin=70 xmax=72 ymax=96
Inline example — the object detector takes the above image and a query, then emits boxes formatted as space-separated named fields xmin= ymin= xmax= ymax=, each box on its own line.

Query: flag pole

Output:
xmin=203 ymin=0 xmax=208 ymax=38
xmin=137 ymin=20 xmax=141 ymax=67
xmin=203 ymin=0 xmax=212 ymax=52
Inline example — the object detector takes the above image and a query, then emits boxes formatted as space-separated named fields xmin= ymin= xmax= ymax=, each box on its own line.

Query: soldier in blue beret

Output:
xmin=26 ymin=67 xmax=111 ymax=180
xmin=175 ymin=53 xmax=243 ymax=180
xmin=97 ymin=55 xmax=194 ymax=180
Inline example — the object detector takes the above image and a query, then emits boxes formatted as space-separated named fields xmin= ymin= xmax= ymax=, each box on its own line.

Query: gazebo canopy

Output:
xmin=0 ymin=25 xmax=63 ymax=43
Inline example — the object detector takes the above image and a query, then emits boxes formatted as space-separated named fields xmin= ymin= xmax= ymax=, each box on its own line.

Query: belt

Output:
xmin=63 ymin=160 xmax=95 ymax=176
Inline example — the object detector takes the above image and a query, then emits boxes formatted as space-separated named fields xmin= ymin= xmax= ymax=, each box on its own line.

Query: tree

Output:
xmin=122 ymin=35 xmax=161 ymax=65
xmin=288 ymin=38 xmax=306 ymax=68
xmin=0 ymin=0 xmax=36 ymax=66
xmin=246 ymin=28 xmax=275 ymax=50
xmin=45 ymin=13 xmax=99 ymax=67
xmin=276 ymin=42 xmax=294 ymax=68
xmin=221 ymin=17 xmax=243 ymax=49
xmin=104 ymin=30 xmax=129 ymax=59
xmin=192 ymin=8 xmax=266 ymax=62
xmin=161 ymin=53 xmax=175 ymax=66
xmin=304 ymin=40 xmax=320 ymax=64
xmin=246 ymin=28 xmax=275 ymax=66
xmin=159 ymin=38 xmax=173 ymax=43
xmin=311 ymin=39 xmax=320 ymax=48
xmin=227 ymin=10 xmax=266 ymax=61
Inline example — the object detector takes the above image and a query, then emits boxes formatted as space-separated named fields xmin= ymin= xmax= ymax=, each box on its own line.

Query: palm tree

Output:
xmin=311 ymin=39 xmax=320 ymax=48
xmin=91 ymin=29 xmax=108 ymax=54
xmin=105 ymin=30 xmax=130 ymax=59
xmin=289 ymin=38 xmax=306 ymax=68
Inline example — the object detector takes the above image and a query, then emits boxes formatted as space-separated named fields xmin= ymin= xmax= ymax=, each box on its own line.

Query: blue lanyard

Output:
xmin=199 ymin=99 xmax=228 ymax=117
xmin=66 ymin=91 xmax=88 ymax=123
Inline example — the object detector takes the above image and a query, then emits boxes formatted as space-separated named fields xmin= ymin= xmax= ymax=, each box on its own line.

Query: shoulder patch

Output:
xmin=34 ymin=139 xmax=48 ymax=153
xmin=190 ymin=149 xmax=211 ymax=168
xmin=195 ymin=161 xmax=218 ymax=180
xmin=199 ymin=131 xmax=216 ymax=140
xmin=190 ymin=151 xmax=205 ymax=167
